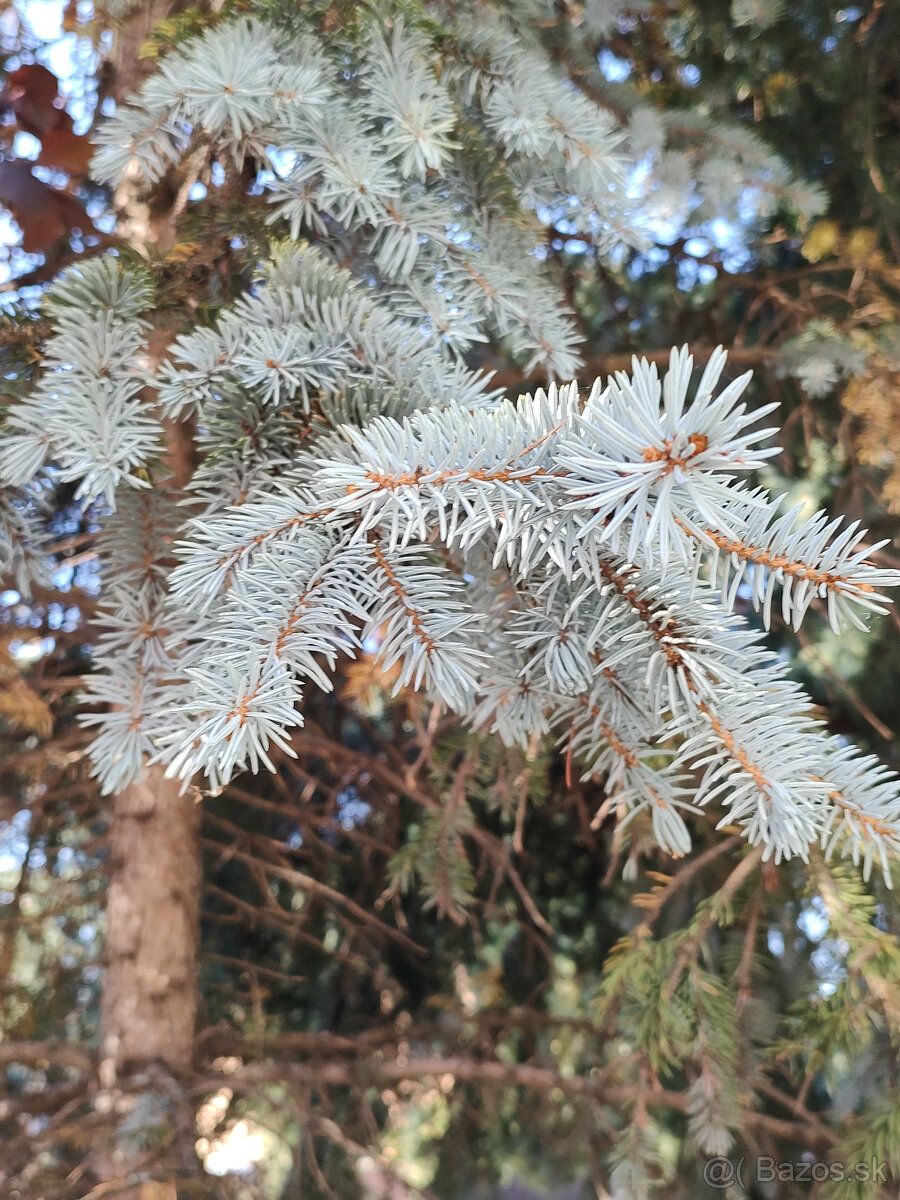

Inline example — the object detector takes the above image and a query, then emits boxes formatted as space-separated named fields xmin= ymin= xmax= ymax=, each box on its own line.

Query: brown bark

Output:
xmin=88 ymin=768 xmax=204 ymax=1198
xmin=100 ymin=766 xmax=201 ymax=1074
xmin=93 ymin=0 xmax=206 ymax=1152
xmin=87 ymin=7 xmax=247 ymax=1194
xmin=105 ymin=1 xmax=180 ymax=104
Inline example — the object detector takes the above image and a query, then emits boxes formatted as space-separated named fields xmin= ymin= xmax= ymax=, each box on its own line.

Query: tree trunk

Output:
xmin=88 ymin=8 xmax=209 ymax=1194
xmin=100 ymin=767 xmax=201 ymax=1072
xmin=89 ymin=768 xmax=203 ymax=1197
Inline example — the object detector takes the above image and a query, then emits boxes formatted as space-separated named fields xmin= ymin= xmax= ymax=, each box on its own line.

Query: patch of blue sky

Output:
xmin=810 ymin=939 xmax=848 ymax=991
xmin=52 ymin=564 xmax=74 ymax=589
xmin=11 ymin=633 xmax=56 ymax=661
xmin=797 ymin=897 xmax=855 ymax=997
xmin=707 ymin=216 xmax=754 ymax=273
xmin=0 ymin=214 xmax=44 ymax=291
xmin=597 ymin=48 xmax=631 ymax=83
xmin=0 ymin=807 xmax=33 ymax=873
xmin=18 ymin=0 xmax=64 ymax=41
xmin=337 ymin=786 xmax=372 ymax=830
xmin=684 ymin=236 xmax=710 ymax=257
xmin=797 ymin=896 xmax=829 ymax=943
xmin=12 ymin=130 xmax=41 ymax=159
xmin=262 ymin=148 xmax=296 ymax=180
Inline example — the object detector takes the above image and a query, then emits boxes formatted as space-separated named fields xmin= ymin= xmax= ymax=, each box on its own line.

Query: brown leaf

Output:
xmin=139 ymin=1184 xmax=177 ymax=1200
xmin=5 ymin=63 xmax=59 ymax=108
xmin=36 ymin=126 xmax=93 ymax=175
xmin=0 ymin=684 xmax=53 ymax=738
xmin=62 ymin=1 xmax=80 ymax=32
xmin=1 ymin=65 xmax=92 ymax=176
xmin=340 ymin=653 xmax=403 ymax=708
xmin=0 ymin=159 xmax=86 ymax=252
xmin=0 ymin=63 xmax=69 ymax=138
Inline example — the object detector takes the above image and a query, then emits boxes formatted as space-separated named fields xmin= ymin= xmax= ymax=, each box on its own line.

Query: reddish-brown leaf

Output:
xmin=5 ymin=64 xmax=59 ymax=108
xmin=0 ymin=159 xmax=86 ymax=252
xmin=62 ymin=1 xmax=80 ymax=33
xmin=36 ymin=127 xmax=93 ymax=176
xmin=0 ymin=64 xmax=91 ymax=176
xmin=0 ymin=64 xmax=68 ymax=138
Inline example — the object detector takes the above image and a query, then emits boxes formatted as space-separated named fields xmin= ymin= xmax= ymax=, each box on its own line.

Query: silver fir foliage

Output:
xmin=0 ymin=7 xmax=894 ymax=882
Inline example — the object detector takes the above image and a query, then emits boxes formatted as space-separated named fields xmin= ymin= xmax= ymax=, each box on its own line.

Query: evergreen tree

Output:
xmin=1 ymin=3 xmax=899 ymax=1198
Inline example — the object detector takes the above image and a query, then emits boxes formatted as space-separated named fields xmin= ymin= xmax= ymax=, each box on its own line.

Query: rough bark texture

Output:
xmin=100 ymin=766 xmax=201 ymax=1072
xmin=106 ymin=0 xmax=182 ymax=104
xmin=88 ymin=8 xmax=213 ymax=1194
xmin=89 ymin=767 xmax=203 ymax=1198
